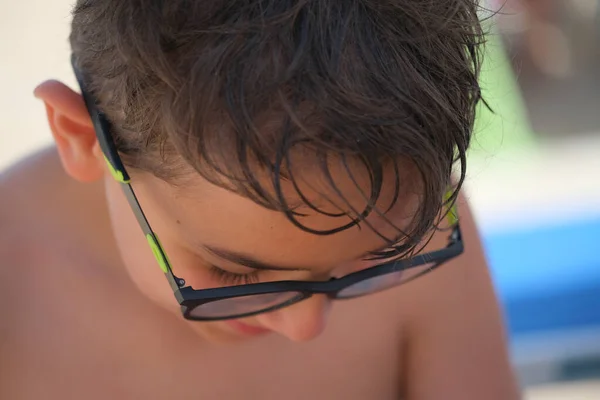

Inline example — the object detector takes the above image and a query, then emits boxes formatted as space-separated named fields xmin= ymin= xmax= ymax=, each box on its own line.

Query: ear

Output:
xmin=34 ymin=80 xmax=104 ymax=182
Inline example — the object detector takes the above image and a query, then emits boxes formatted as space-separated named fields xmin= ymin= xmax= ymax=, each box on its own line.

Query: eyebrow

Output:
xmin=203 ymin=240 xmax=400 ymax=272
xmin=203 ymin=246 xmax=312 ymax=272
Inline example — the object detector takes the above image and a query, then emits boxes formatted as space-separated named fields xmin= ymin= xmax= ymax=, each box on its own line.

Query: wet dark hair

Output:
xmin=70 ymin=0 xmax=486 ymax=258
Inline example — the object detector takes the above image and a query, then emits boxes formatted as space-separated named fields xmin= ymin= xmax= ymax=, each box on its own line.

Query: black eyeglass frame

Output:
xmin=72 ymin=56 xmax=464 ymax=321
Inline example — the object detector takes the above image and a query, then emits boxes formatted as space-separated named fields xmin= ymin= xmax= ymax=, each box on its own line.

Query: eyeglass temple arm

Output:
xmin=71 ymin=55 xmax=130 ymax=183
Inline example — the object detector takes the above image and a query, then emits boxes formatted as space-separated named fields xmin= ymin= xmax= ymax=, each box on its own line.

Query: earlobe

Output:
xmin=34 ymin=80 xmax=104 ymax=182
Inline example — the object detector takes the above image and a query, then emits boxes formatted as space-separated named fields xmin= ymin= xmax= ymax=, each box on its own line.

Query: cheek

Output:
xmin=103 ymin=179 xmax=180 ymax=314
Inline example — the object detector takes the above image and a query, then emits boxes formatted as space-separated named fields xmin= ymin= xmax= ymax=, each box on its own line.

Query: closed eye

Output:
xmin=208 ymin=264 xmax=262 ymax=286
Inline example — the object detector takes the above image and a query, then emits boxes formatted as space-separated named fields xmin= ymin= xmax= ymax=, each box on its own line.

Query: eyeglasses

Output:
xmin=72 ymin=57 xmax=464 ymax=321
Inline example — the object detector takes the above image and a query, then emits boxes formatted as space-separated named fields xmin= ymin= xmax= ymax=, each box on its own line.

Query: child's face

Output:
xmin=37 ymin=79 xmax=416 ymax=343
xmin=102 ymin=159 xmax=416 ymax=343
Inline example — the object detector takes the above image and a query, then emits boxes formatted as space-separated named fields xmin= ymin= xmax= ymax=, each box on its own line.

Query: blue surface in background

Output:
xmin=483 ymin=218 xmax=600 ymax=336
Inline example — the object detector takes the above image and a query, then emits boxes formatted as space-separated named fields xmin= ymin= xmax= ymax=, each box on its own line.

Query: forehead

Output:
xmin=136 ymin=159 xmax=420 ymax=269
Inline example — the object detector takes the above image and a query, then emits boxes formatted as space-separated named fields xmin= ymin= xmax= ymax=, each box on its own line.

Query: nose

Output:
xmin=258 ymin=295 xmax=331 ymax=342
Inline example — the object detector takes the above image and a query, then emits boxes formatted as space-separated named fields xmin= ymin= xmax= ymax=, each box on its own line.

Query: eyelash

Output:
xmin=208 ymin=265 xmax=262 ymax=286
xmin=206 ymin=251 xmax=403 ymax=287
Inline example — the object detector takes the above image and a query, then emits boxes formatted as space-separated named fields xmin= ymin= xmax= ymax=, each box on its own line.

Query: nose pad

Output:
xmin=258 ymin=294 xmax=331 ymax=342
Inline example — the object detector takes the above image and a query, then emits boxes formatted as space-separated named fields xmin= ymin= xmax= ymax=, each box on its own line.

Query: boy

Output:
xmin=0 ymin=1 xmax=520 ymax=398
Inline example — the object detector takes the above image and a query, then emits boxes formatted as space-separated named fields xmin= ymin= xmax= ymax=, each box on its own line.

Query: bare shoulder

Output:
xmin=0 ymin=150 xmax=116 ymax=398
xmin=0 ymin=146 xmax=68 ymax=266
xmin=0 ymin=145 xmax=114 ymax=265
xmin=0 ymin=195 xmax=54 ymax=387
xmin=0 ymin=223 xmax=58 ymax=329
xmin=0 ymin=146 xmax=101 ymax=322
xmin=395 ymin=193 xmax=521 ymax=399
xmin=0 ymin=149 xmax=52 ymax=303
xmin=0 ymin=148 xmax=66 ymax=322
xmin=0 ymin=147 xmax=64 ymax=235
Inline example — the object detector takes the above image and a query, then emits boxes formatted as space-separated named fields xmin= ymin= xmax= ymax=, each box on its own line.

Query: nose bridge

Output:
xmin=261 ymin=294 xmax=331 ymax=342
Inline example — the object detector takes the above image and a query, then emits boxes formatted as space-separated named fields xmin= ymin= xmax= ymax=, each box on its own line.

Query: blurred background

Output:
xmin=1 ymin=1 xmax=599 ymax=398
